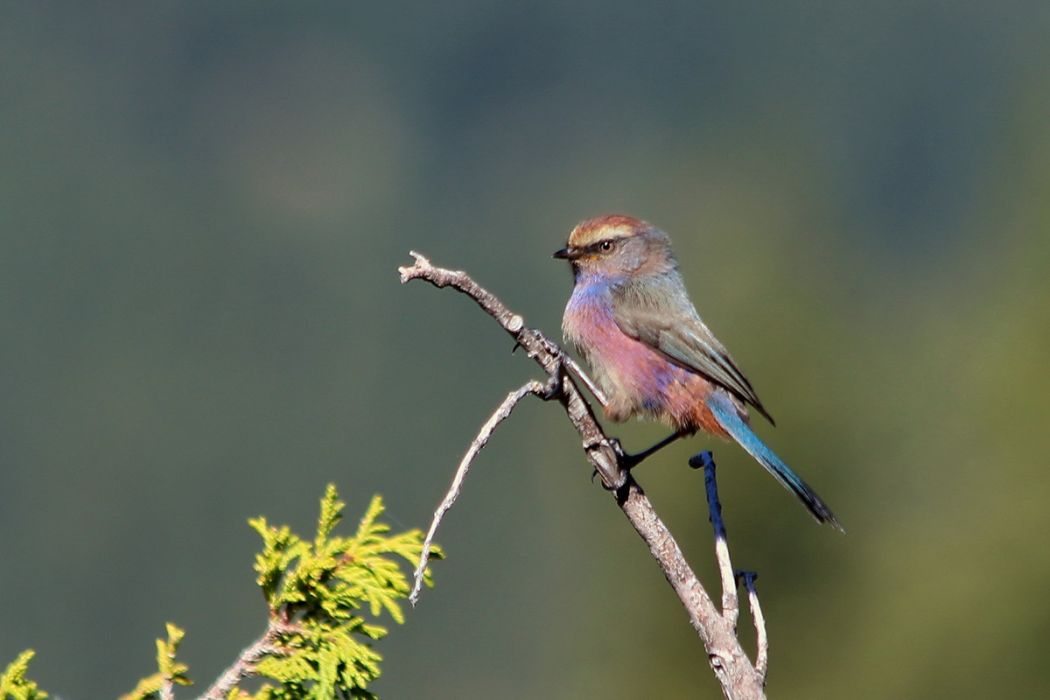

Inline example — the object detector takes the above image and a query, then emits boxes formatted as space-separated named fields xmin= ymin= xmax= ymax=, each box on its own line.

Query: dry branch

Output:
xmin=199 ymin=624 xmax=287 ymax=700
xmin=692 ymin=451 xmax=740 ymax=629
xmin=409 ymin=378 xmax=555 ymax=606
xmin=742 ymin=571 xmax=769 ymax=681
xmin=399 ymin=251 xmax=767 ymax=699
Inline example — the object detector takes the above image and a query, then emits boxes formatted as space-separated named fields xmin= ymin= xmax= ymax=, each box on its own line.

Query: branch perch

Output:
xmin=400 ymin=251 xmax=768 ymax=699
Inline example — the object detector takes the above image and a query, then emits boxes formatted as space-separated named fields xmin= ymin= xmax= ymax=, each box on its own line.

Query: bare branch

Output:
xmin=400 ymin=252 xmax=766 ymax=699
xmin=741 ymin=571 xmax=768 ymax=682
xmin=691 ymin=451 xmax=739 ymax=629
xmin=199 ymin=624 xmax=286 ymax=700
xmin=409 ymin=379 xmax=551 ymax=606
xmin=399 ymin=251 xmax=625 ymax=490
xmin=692 ymin=452 xmax=770 ymax=687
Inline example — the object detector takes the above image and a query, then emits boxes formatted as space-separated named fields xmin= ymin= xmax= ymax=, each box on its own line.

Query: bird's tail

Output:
xmin=706 ymin=394 xmax=844 ymax=532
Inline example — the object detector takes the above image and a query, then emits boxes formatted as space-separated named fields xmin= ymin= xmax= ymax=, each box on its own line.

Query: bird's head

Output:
xmin=553 ymin=214 xmax=676 ymax=281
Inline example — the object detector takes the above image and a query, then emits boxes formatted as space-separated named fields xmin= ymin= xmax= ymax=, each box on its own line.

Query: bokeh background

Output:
xmin=2 ymin=2 xmax=1049 ymax=698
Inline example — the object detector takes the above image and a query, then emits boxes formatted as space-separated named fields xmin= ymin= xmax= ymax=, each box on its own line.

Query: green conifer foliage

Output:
xmin=3 ymin=485 xmax=439 ymax=700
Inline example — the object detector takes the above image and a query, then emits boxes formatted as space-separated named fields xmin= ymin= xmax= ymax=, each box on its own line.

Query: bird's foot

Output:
xmin=605 ymin=437 xmax=646 ymax=470
xmin=588 ymin=437 xmax=628 ymax=482
xmin=538 ymin=356 xmax=565 ymax=401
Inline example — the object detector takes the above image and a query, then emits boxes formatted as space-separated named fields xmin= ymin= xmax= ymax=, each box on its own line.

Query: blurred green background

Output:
xmin=2 ymin=2 xmax=1049 ymax=698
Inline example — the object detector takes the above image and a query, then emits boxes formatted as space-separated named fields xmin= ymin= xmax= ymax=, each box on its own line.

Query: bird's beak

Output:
xmin=552 ymin=246 xmax=573 ymax=260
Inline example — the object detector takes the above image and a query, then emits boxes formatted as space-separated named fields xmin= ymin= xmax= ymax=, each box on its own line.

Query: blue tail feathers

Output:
xmin=707 ymin=394 xmax=844 ymax=531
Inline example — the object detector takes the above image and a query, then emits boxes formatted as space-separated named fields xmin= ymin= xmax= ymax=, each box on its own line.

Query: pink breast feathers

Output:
xmin=563 ymin=283 xmax=727 ymax=435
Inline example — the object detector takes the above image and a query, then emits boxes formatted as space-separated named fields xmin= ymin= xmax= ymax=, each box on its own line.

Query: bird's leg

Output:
xmin=561 ymin=353 xmax=607 ymax=407
xmin=619 ymin=431 xmax=685 ymax=469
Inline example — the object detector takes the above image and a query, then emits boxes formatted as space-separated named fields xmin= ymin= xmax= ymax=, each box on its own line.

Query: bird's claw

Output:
xmin=605 ymin=436 xmax=625 ymax=457
xmin=538 ymin=357 xmax=565 ymax=400
xmin=605 ymin=437 xmax=644 ymax=470
xmin=584 ymin=437 xmax=624 ymax=482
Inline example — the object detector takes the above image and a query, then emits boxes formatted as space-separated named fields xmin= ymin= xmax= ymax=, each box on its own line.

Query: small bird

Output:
xmin=555 ymin=214 xmax=842 ymax=530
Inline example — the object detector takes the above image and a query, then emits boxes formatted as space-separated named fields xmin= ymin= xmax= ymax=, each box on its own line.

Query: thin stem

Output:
xmin=409 ymin=379 xmax=550 ymax=606
xmin=741 ymin=571 xmax=768 ymax=682
xmin=691 ymin=451 xmax=739 ymax=630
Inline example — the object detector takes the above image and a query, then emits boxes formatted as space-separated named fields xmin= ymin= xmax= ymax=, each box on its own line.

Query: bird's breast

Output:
xmin=562 ymin=282 xmax=721 ymax=431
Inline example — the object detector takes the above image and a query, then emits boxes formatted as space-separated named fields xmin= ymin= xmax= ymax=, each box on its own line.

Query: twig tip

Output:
xmin=688 ymin=450 xmax=715 ymax=470
xmin=398 ymin=251 xmax=432 ymax=283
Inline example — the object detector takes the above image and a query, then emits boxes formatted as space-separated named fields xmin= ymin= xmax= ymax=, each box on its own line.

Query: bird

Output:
xmin=554 ymin=214 xmax=842 ymax=530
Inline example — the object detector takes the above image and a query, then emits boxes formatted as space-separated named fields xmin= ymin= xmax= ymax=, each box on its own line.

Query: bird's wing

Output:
xmin=612 ymin=283 xmax=776 ymax=425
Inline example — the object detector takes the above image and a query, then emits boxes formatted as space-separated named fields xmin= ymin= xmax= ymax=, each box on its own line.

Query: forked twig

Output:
xmin=691 ymin=452 xmax=769 ymax=686
xmin=691 ymin=451 xmax=739 ymax=629
xmin=409 ymin=379 xmax=553 ymax=605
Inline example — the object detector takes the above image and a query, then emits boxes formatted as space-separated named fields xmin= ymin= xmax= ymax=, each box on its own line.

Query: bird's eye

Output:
xmin=599 ymin=240 xmax=614 ymax=252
